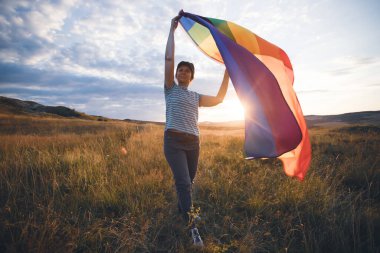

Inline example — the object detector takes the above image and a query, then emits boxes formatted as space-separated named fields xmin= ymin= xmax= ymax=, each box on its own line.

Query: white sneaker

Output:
xmin=194 ymin=215 xmax=201 ymax=224
xmin=188 ymin=214 xmax=201 ymax=228
xmin=190 ymin=227 xmax=204 ymax=247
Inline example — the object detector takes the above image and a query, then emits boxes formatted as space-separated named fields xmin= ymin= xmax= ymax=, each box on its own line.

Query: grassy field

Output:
xmin=0 ymin=114 xmax=379 ymax=252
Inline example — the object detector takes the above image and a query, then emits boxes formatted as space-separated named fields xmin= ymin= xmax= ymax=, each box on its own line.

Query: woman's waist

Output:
xmin=165 ymin=129 xmax=199 ymax=141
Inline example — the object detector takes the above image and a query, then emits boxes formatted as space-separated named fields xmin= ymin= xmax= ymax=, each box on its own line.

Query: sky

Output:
xmin=0 ymin=0 xmax=379 ymax=122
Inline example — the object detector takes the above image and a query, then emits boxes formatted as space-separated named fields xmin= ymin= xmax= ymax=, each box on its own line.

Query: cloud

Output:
xmin=329 ymin=56 xmax=378 ymax=76
xmin=0 ymin=0 xmax=79 ymax=63
xmin=233 ymin=1 xmax=323 ymax=39
xmin=0 ymin=62 xmax=162 ymax=109
xmin=296 ymin=89 xmax=328 ymax=94
xmin=367 ymin=83 xmax=380 ymax=87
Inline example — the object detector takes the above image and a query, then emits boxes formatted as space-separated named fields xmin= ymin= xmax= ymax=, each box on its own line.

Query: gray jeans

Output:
xmin=164 ymin=130 xmax=200 ymax=222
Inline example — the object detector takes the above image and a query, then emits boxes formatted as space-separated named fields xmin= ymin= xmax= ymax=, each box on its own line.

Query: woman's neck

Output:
xmin=178 ymin=82 xmax=189 ymax=89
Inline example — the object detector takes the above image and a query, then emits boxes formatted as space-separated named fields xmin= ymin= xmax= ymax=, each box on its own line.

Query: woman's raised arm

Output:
xmin=164 ymin=15 xmax=181 ymax=89
xmin=199 ymin=69 xmax=229 ymax=107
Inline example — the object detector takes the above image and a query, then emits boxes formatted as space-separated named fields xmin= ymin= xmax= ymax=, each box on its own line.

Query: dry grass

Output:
xmin=0 ymin=115 xmax=379 ymax=252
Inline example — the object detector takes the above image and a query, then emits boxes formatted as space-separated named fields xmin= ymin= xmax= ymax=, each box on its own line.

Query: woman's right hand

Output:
xmin=170 ymin=15 xmax=181 ymax=31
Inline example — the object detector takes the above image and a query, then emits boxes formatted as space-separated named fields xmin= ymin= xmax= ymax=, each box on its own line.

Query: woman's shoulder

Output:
xmin=164 ymin=81 xmax=178 ymax=91
xmin=164 ymin=81 xmax=178 ymax=92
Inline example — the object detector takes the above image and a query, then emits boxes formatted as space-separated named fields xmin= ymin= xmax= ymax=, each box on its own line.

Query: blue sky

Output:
xmin=0 ymin=0 xmax=379 ymax=122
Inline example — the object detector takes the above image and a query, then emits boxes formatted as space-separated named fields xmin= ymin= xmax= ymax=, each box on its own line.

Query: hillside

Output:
xmin=305 ymin=111 xmax=380 ymax=127
xmin=0 ymin=96 xmax=108 ymax=121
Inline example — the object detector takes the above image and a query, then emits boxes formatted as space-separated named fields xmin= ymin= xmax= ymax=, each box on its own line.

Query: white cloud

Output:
xmin=25 ymin=0 xmax=79 ymax=42
xmin=0 ymin=15 xmax=10 ymax=26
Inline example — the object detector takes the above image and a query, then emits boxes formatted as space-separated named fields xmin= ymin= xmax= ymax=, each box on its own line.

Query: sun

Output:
xmin=199 ymin=92 xmax=246 ymax=122
xmin=225 ymin=99 xmax=245 ymax=118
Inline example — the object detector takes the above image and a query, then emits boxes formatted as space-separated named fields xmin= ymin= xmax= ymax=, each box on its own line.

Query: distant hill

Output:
xmin=0 ymin=96 xmax=108 ymax=121
xmin=1 ymin=96 xmax=379 ymax=126
xmin=305 ymin=111 xmax=380 ymax=127
xmin=199 ymin=111 xmax=380 ymax=128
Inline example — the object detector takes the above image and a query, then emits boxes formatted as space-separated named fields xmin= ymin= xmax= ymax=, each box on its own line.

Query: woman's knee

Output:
xmin=175 ymin=182 xmax=192 ymax=193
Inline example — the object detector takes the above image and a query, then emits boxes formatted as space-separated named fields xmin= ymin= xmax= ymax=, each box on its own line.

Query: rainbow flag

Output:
xmin=179 ymin=11 xmax=311 ymax=180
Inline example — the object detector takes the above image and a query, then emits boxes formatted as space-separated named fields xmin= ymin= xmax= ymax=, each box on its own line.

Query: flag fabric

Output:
xmin=179 ymin=11 xmax=311 ymax=180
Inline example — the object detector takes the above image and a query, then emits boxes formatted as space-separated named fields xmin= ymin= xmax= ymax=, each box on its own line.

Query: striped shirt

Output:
xmin=165 ymin=82 xmax=201 ymax=136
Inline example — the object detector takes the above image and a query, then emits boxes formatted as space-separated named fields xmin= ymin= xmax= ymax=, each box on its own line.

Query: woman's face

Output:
xmin=176 ymin=66 xmax=192 ymax=85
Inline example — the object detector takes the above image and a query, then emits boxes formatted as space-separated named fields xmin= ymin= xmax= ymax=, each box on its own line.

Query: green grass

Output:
xmin=0 ymin=115 xmax=379 ymax=252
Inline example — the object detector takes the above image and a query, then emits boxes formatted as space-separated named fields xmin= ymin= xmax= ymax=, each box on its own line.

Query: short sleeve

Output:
xmin=196 ymin=92 xmax=203 ymax=107
xmin=164 ymin=81 xmax=176 ymax=94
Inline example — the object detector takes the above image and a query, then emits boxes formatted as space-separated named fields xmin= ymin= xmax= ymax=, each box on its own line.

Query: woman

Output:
xmin=164 ymin=13 xmax=229 ymax=246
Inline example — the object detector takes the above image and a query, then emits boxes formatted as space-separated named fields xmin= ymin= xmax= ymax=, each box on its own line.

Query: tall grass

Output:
xmin=0 ymin=115 xmax=379 ymax=252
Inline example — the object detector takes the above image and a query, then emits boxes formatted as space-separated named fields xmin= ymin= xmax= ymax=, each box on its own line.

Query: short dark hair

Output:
xmin=176 ymin=61 xmax=195 ymax=80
